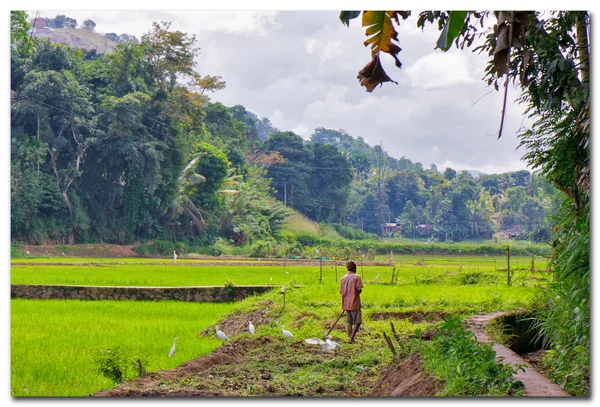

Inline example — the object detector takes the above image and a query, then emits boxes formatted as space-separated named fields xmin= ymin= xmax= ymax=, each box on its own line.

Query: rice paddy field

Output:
xmin=10 ymin=254 xmax=553 ymax=397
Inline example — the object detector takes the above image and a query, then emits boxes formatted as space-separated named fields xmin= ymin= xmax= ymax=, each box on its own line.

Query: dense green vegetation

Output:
xmin=11 ymin=12 xmax=561 ymax=253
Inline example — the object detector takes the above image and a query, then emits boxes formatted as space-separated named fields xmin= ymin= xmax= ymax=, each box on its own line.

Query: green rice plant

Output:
xmin=10 ymin=299 xmax=238 ymax=396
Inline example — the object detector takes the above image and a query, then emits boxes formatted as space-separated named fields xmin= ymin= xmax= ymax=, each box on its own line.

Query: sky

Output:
xmin=32 ymin=9 xmax=532 ymax=175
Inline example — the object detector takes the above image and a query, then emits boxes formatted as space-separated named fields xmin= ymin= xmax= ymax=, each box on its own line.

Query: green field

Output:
xmin=11 ymin=299 xmax=239 ymax=396
xmin=11 ymin=254 xmax=553 ymax=396
xmin=11 ymin=255 xmax=548 ymax=287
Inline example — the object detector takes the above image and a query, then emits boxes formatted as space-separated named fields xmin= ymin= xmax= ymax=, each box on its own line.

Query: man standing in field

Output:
xmin=340 ymin=260 xmax=364 ymax=343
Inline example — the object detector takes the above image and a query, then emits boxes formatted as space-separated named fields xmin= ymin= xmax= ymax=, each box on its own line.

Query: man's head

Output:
xmin=346 ymin=260 xmax=357 ymax=272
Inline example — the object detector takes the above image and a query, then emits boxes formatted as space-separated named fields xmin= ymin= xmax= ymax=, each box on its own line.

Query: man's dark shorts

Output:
xmin=346 ymin=309 xmax=362 ymax=328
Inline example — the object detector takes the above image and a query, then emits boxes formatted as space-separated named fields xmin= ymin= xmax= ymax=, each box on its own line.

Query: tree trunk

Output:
xmin=575 ymin=12 xmax=590 ymax=83
xmin=62 ymin=191 xmax=76 ymax=245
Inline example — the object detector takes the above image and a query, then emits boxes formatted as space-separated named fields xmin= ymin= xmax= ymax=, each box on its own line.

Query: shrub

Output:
xmin=94 ymin=346 xmax=147 ymax=384
xmin=223 ymin=281 xmax=237 ymax=299
xmin=422 ymin=317 xmax=525 ymax=396
xmin=249 ymin=240 xmax=274 ymax=258
xmin=11 ymin=241 xmax=25 ymax=258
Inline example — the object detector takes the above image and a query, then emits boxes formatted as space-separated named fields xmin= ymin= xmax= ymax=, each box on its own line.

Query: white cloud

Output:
xmin=292 ymin=125 xmax=310 ymax=138
xmin=270 ymin=109 xmax=286 ymax=129
xmin=406 ymin=51 xmax=478 ymax=90
xmin=439 ymin=159 xmax=530 ymax=175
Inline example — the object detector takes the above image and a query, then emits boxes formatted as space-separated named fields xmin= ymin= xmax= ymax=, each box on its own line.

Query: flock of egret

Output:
xmin=168 ymin=320 xmax=342 ymax=357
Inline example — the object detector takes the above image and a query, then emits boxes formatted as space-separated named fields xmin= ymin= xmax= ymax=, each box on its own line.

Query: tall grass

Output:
xmin=11 ymin=299 xmax=237 ymax=396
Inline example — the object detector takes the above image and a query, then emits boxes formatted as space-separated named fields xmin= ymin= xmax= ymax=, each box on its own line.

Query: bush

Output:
xmin=11 ymin=241 xmax=25 ymax=258
xmin=249 ymin=240 xmax=274 ymax=258
xmin=223 ymin=281 xmax=237 ymax=299
xmin=331 ymin=223 xmax=380 ymax=241
xmin=94 ymin=346 xmax=147 ymax=384
xmin=422 ymin=317 xmax=525 ymax=396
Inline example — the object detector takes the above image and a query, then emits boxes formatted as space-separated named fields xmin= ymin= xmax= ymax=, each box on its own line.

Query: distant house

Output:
xmin=30 ymin=17 xmax=47 ymax=29
xmin=383 ymin=223 xmax=400 ymax=234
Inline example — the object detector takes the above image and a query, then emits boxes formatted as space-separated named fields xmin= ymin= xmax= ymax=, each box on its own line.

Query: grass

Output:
xmin=11 ymin=255 xmax=549 ymax=287
xmin=10 ymin=299 xmax=239 ymax=396
xmin=10 ymin=254 xmax=553 ymax=397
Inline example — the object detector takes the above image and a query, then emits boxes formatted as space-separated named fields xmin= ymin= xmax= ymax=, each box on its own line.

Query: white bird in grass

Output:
xmin=216 ymin=325 xmax=230 ymax=341
xmin=248 ymin=321 xmax=255 ymax=335
xmin=305 ymin=335 xmax=342 ymax=352
xmin=168 ymin=338 xmax=178 ymax=357
xmin=281 ymin=325 xmax=294 ymax=339
xmin=325 ymin=335 xmax=342 ymax=351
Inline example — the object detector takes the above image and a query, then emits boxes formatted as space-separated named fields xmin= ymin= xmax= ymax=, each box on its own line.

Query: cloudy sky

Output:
xmin=36 ymin=9 xmax=532 ymax=174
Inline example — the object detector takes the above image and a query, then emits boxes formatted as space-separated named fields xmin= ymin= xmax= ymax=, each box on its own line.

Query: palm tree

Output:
xmin=467 ymin=191 xmax=495 ymax=239
xmin=170 ymin=156 xmax=208 ymax=231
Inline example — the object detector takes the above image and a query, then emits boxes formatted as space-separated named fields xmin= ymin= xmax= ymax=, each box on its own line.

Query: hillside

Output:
xmin=33 ymin=27 xmax=117 ymax=53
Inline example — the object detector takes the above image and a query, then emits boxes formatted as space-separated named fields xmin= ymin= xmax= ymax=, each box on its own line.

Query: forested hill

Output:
xmin=11 ymin=14 xmax=562 ymax=249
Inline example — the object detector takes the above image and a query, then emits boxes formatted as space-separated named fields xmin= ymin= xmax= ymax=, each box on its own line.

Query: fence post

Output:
xmin=506 ymin=246 xmax=511 ymax=286
xmin=334 ymin=257 xmax=338 ymax=282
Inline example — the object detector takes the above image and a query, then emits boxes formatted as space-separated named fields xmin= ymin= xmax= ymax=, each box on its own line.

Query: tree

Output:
xmin=47 ymin=15 xmax=77 ymax=29
xmin=386 ymin=170 xmax=425 ymax=217
xmin=82 ymin=19 xmax=96 ymax=31
xmin=11 ymin=11 xmax=30 ymax=47
xmin=443 ymin=167 xmax=456 ymax=181
xmin=308 ymin=142 xmax=353 ymax=223
xmin=14 ymin=68 xmax=100 ymax=244
xmin=142 ymin=21 xmax=198 ymax=93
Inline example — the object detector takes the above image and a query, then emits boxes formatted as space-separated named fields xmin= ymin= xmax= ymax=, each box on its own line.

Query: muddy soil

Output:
xmin=95 ymin=309 xmax=441 ymax=398
xmin=24 ymin=244 xmax=139 ymax=258
xmin=371 ymin=353 xmax=443 ymax=396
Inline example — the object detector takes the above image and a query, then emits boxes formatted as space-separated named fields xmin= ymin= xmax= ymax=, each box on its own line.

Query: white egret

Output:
xmin=325 ymin=335 xmax=342 ymax=350
xmin=216 ymin=325 xmax=230 ymax=341
xmin=168 ymin=338 xmax=178 ymax=357
xmin=248 ymin=321 xmax=255 ymax=335
xmin=281 ymin=325 xmax=294 ymax=339
xmin=305 ymin=337 xmax=327 ymax=350
xmin=305 ymin=336 xmax=342 ymax=352
xmin=280 ymin=286 xmax=286 ymax=294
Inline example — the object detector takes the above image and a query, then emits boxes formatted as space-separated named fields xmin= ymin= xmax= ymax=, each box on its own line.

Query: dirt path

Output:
xmin=465 ymin=312 xmax=570 ymax=397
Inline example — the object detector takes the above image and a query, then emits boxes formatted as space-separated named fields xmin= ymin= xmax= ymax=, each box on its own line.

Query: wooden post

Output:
xmin=334 ymin=257 xmax=338 ymax=282
xmin=319 ymin=255 xmax=323 ymax=284
xmin=383 ymin=332 xmax=396 ymax=355
xmin=506 ymin=246 xmax=511 ymax=286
